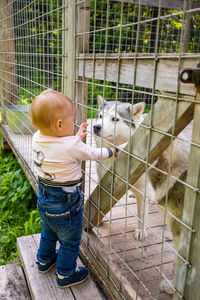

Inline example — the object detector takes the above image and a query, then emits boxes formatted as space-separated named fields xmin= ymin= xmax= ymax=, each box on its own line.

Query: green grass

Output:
xmin=144 ymin=104 xmax=151 ymax=114
xmin=0 ymin=130 xmax=41 ymax=265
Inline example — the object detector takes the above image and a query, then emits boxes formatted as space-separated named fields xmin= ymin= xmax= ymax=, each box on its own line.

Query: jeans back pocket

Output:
xmin=45 ymin=210 xmax=71 ymax=233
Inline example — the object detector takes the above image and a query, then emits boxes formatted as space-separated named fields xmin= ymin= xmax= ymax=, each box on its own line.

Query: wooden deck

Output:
xmin=16 ymin=234 xmax=105 ymax=300
xmin=0 ymin=261 xmax=31 ymax=300
xmin=1 ymin=121 xmax=180 ymax=299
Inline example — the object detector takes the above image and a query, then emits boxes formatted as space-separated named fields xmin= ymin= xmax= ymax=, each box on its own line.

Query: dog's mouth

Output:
xmin=93 ymin=130 xmax=101 ymax=137
xmin=94 ymin=131 xmax=114 ymax=141
xmin=93 ymin=125 xmax=114 ymax=141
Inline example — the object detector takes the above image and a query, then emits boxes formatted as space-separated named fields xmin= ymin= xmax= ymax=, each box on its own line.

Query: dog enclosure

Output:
xmin=0 ymin=0 xmax=200 ymax=299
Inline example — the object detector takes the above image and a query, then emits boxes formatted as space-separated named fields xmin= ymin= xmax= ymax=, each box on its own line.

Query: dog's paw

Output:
xmin=160 ymin=279 xmax=175 ymax=295
xmin=135 ymin=228 xmax=148 ymax=240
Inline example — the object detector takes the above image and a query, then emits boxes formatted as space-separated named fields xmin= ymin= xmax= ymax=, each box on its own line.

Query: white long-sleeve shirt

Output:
xmin=32 ymin=131 xmax=112 ymax=185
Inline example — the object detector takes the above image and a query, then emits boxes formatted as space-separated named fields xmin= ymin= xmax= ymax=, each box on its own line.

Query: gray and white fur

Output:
xmin=93 ymin=95 xmax=152 ymax=240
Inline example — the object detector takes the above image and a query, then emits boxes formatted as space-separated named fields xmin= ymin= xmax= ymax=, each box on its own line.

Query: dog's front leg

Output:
xmin=132 ymin=175 xmax=149 ymax=240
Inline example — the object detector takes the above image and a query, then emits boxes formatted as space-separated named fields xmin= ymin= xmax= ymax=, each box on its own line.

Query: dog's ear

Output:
xmin=130 ymin=102 xmax=145 ymax=123
xmin=97 ymin=95 xmax=107 ymax=108
xmin=132 ymin=102 xmax=145 ymax=115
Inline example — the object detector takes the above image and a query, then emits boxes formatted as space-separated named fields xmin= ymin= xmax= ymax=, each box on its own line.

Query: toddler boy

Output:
xmin=30 ymin=89 xmax=117 ymax=288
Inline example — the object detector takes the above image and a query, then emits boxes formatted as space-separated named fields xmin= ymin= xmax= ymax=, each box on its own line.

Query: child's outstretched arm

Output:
xmin=76 ymin=122 xmax=88 ymax=140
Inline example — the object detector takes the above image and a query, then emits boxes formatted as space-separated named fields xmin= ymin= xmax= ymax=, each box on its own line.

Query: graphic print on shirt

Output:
xmin=33 ymin=149 xmax=55 ymax=180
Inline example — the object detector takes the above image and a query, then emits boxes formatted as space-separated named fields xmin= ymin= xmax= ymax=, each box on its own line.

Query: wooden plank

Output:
xmin=116 ymin=244 xmax=174 ymax=271
xmin=72 ymin=271 xmax=105 ymax=299
xmin=0 ymin=0 xmax=6 ymax=104
xmin=78 ymin=53 xmax=200 ymax=95
xmin=1 ymin=132 xmax=12 ymax=157
xmin=0 ymin=1 xmax=17 ymax=156
xmin=129 ymin=263 xmax=175 ymax=299
xmin=100 ymin=224 xmax=173 ymax=254
xmin=174 ymin=88 xmax=200 ymax=299
xmin=72 ymin=262 xmax=105 ymax=300
xmin=17 ymin=235 xmax=74 ymax=300
xmin=0 ymin=0 xmax=17 ymax=106
xmin=144 ymin=294 xmax=172 ymax=300
xmin=95 ymin=212 xmax=160 ymax=238
xmin=182 ymin=2 xmax=194 ymax=53
xmin=17 ymin=236 xmax=74 ymax=300
xmin=75 ymin=1 xmax=90 ymax=203
xmin=76 ymin=1 xmax=90 ymax=54
xmin=114 ymin=0 xmax=200 ymax=10
xmin=83 ymin=95 xmax=194 ymax=230
xmin=62 ymin=0 xmax=75 ymax=100
xmin=81 ymin=230 xmax=142 ymax=300
xmin=81 ymin=229 xmax=174 ymax=299
xmin=0 ymin=262 xmax=31 ymax=300
xmin=17 ymin=234 xmax=104 ymax=300
xmin=102 ymin=202 xmax=157 ymax=221
xmin=61 ymin=0 xmax=67 ymax=94
xmin=149 ymin=7 xmax=159 ymax=52
xmin=110 ymin=253 xmax=175 ymax=298
xmin=75 ymin=0 xmax=90 ymax=126
xmin=96 ymin=209 xmax=168 ymax=237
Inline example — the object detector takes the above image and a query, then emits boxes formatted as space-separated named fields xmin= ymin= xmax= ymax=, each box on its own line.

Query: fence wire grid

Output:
xmin=0 ymin=0 xmax=200 ymax=299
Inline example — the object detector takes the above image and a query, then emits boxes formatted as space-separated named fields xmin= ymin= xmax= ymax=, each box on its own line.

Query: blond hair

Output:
xmin=30 ymin=89 xmax=74 ymax=131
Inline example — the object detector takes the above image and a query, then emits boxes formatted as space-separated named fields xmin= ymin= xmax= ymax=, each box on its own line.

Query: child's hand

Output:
xmin=76 ymin=122 xmax=88 ymax=140
xmin=112 ymin=147 xmax=119 ymax=157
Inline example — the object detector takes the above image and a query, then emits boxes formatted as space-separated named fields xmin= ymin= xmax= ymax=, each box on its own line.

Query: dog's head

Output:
xmin=93 ymin=95 xmax=145 ymax=146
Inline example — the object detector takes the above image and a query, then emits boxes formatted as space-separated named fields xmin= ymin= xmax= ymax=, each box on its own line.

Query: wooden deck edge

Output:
xmin=17 ymin=234 xmax=106 ymax=300
xmin=80 ymin=230 xmax=142 ymax=300
xmin=17 ymin=237 xmax=35 ymax=300
xmin=79 ymin=245 xmax=116 ymax=300
xmin=0 ymin=261 xmax=31 ymax=300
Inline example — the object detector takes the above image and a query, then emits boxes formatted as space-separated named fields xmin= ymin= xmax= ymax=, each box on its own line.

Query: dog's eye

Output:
xmin=112 ymin=117 xmax=119 ymax=122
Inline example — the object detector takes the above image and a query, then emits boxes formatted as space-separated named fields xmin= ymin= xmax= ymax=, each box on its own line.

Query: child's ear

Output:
xmin=56 ymin=119 xmax=62 ymax=130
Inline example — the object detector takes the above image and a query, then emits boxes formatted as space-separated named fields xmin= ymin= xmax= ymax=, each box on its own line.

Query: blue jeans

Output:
xmin=37 ymin=181 xmax=83 ymax=276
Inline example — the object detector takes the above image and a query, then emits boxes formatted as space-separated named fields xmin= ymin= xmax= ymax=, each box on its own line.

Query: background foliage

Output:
xmin=14 ymin=0 xmax=200 ymax=108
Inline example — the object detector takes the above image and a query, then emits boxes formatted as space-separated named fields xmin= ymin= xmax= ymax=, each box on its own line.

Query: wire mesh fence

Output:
xmin=89 ymin=1 xmax=200 ymax=54
xmin=0 ymin=0 xmax=200 ymax=299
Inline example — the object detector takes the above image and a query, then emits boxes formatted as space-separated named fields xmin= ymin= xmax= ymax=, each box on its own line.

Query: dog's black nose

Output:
xmin=94 ymin=124 xmax=101 ymax=131
xmin=93 ymin=124 xmax=101 ymax=134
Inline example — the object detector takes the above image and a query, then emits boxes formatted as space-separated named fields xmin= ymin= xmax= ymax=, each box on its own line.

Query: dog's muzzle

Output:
xmin=93 ymin=124 xmax=101 ymax=136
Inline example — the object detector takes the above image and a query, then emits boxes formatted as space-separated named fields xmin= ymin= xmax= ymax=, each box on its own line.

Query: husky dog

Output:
xmin=93 ymin=95 xmax=153 ymax=240
xmin=93 ymin=95 xmax=190 ymax=294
